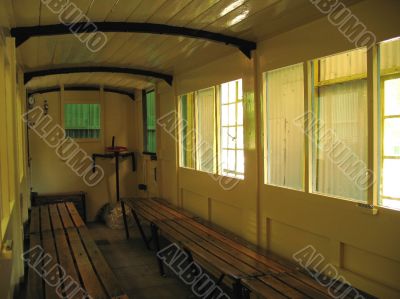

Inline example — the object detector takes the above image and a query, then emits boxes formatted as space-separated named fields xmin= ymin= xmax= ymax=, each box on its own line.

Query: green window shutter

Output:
xmin=64 ymin=104 xmax=101 ymax=139
xmin=145 ymin=91 xmax=157 ymax=153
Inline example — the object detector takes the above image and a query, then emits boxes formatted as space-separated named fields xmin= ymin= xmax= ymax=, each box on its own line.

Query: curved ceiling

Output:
xmin=6 ymin=0 xmax=362 ymax=93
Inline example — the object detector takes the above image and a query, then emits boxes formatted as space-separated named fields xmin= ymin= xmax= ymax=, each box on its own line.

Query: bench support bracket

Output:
xmin=151 ymin=223 xmax=165 ymax=277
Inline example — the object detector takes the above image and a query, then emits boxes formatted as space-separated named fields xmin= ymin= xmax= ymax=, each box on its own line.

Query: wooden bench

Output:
xmin=27 ymin=202 xmax=128 ymax=299
xmin=122 ymin=197 xmax=375 ymax=299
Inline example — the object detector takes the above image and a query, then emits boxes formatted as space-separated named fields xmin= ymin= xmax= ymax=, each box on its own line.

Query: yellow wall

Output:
xmin=29 ymin=89 xmax=140 ymax=221
xmin=0 ymin=27 xmax=30 ymax=299
xmin=156 ymin=0 xmax=400 ymax=298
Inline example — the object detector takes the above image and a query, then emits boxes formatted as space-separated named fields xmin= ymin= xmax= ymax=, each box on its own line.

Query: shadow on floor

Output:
xmin=87 ymin=222 xmax=194 ymax=299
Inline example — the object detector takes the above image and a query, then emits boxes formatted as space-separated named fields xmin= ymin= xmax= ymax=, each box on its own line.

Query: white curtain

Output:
xmin=316 ymin=80 xmax=368 ymax=201
xmin=266 ymin=63 xmax=304 ymax=190
xmin=196 ymin=87 xmax=215 ymax=173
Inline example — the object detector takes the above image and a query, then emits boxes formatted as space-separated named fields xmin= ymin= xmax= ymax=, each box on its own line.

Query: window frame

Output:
xmin=379 ymin=73 xmax=400 ymax=207
xmin=264 ymin=62 xmax=306 ymax=191
xmin=142 ymin=89 xmax=157 ymax=156
xmin=178 ymin=79 xmax=245 ymax=180
xmin=61 ymin=98 xmax=103 ymax=143
xmin=219 ymin=79 xmax=244 ymax=179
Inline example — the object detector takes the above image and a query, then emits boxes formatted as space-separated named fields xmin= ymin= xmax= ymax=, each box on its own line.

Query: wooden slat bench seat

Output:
xmin=122 ymin=197 xmax=374 ymax=299
xmin=27 ymin=203 xmax=128 ymax=299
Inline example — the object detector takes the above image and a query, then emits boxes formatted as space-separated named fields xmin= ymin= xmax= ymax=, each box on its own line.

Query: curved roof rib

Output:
xmin=27 ymin=85 xmax=136 ymax=101
xmin=24 ymin=66 xmax=173 ymax=86
xmin=11 ymin=22 xmax=257 ymax=58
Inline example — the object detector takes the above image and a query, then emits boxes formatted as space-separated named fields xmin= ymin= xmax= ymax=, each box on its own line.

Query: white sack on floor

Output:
xmin=101 ymin=202 xmax=134 ymax=230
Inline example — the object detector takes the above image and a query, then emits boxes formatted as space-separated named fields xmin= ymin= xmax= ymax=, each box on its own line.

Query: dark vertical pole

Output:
xmin=133 ymin=211 xmax=150 ymax=250
xmin=115 ymin=152 xmax=120 ymax=202
xmin=233 ymin=280 xmax=242 ymax=299
xmin=121 ymin=200 xmax=130 ymax=240
xmin=151 ymin=223 xmax=165 ymax=276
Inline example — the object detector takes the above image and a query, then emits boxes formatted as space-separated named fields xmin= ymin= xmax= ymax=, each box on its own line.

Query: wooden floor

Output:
xmin=88 ymin=223 xmax=193 ymax=299
xmin=27 ymin=203 xmax=127 ymax=299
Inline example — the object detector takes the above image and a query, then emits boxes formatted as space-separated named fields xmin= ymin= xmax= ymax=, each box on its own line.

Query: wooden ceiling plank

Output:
xmin=126 ymin=0 xmax=168 ymax=23
xmin=85 ymin=0 xmax=120 ymax=22
xmin=147 ymin=0 xmax=193 ymax=24
xmin=167 ymin=0 xmax=222 ymax=27
xmin=204 ymin=0 xmax=279 ymax=33
xmin=12 ymin=0 xmax=40 ymax=27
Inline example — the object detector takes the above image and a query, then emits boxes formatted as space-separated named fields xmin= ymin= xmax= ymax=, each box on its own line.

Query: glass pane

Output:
xmin=319 ymin=48 xmax=367 ymax=81
xmin=64 ymin=104 xmax=100 ymax=139
xmin=227 ymin=127 xmax=236 ymax=149
xmin=221 ymin=105 xmax=229 ymax=126
xmin=180 ymin=94 xmax=195 ymax=168
xmin=196 ymin=88 xmax=215 ymax=173
xmin=266 ymin=63 xmax=304 ymax=190
xmin=238 ymin=79 xmax=243 ymax=100
xmin=221 ymin=128 xmax=229 ymax=148
xmin=382 ymin=159 xmax=400 ymax=198
xmin=237 ymin=102 xmax=243 ymax=125
xmin=228 ymin=81 xmax=236 ymax=103
xmin=237 ymin=126 xmax=244 ymax=150
xmin=221 ymin=82 xmax=229 ymax=104
xmin=384 ymin=78 xmax=400 ymax=116
xmin=237 ymin=150 xmax=244 ymax=174
xmin=219 ymin=79 xmax=244 ymax=179
xmin=315 ymin=80 xmax=368 ymax=201
xmin=228 ymin=103 xmax=236 ymax=126
xmin=384 ymin=118 xmax=400 ymax=156
xmin=380 ymin=37 xmax=400 ymax=73
xmin=382 ymin=198 xmax=400 ymax=210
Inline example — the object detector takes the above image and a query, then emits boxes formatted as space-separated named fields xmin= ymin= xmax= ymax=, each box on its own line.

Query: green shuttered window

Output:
xmin=143 ymin=90 xmax=157 ymax=154
xmin=64 ymin=103 xmax=101 ymax=139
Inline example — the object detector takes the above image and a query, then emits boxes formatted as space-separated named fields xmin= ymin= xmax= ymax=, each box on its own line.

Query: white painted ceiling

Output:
xmin=5 ymin=0 xmax=362 ymax=93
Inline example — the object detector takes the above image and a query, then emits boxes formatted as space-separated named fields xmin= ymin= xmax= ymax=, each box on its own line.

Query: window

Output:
xmin=379 ymin=37 xmax=400 ymax=210
xmin=143 ymin=90 xmax=156 ymax=154
xmin=313 ymin=48 xmax=368 ymax=202
xmin=180 ymin=93 xmax=196 ymax=168
xmin=64 ymin=103 xmax=101 ymax=139
xmin=179 ymin=79 xmax=244 ymax=179
xmin=220 ymin=79 xmax=244 ymax=179
xmin=196 ymin=87 xmax=216 ymax=173
xmin=265 ymin=63 xmax=304 ymax=190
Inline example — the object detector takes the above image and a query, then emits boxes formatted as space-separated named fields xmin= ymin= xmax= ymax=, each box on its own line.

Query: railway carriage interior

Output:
xmin=0 ymin=0 xmax=400 ymax=298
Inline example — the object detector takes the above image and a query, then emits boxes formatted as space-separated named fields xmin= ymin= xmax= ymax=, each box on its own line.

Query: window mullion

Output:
xmin=367 ymin=46 xmax=379 ymax=207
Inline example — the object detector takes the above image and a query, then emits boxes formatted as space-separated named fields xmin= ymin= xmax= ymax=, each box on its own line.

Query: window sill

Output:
xmin=70 ymin=138 xmax=102 ymax=144
xmin=142 ymin=152 xmax=157 ymax=160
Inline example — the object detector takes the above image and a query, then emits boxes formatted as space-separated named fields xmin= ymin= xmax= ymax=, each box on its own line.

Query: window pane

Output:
xmin=384 ymin=78 xmax=400 ymax=116
xmin=219 ymin=79 xmax=244 ymax=179
xmin=145 ymin=91 xmax=156 ymax=153
xmin=266 ymin=63 xmax=304 ymax=190
xmin=379 ymin=37 xmax=400 ymax=209
xmin=315 ymin=80 xmax=368 ymax=201
xmin=196 ymin=87 xmax=215 ymax=173
xmin=380 ymin=37 xmax=400 ymax=73
xmin=382 ymin=198 xmax=400 ymax=210
xmin=221 ymin=105 xmax=229 ymax=126
xmin=382 ymin=159 xmax=400 ymax=198
xmin=221 ymin=82 xmax=229 ymax=104
xmin=180 ymin=94 xmax=195 ymax=168
xmin=320 ymin=48 xmax=367 ymax=81
xmin=384 ymin=118 xmax=400 ymax=156
xmin=64 ymin=104 xmax=101 ymax=139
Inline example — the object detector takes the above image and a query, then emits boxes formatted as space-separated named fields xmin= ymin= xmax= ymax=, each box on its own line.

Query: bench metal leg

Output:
xmin=132 ymin=210 xmax=151 ymax=250
xmin=121 ymin=201 xmax=130 ymax=240
xmin=151 ymin=223 xmax=165 ymax=277
xmin=232 ymin=280 xmax=243 ymax=299
xmin=242 ymin=287 xmax=250 ymax=299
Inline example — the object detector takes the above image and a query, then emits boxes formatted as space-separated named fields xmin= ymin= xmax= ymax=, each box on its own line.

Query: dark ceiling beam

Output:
xmin=24 ymin=66 xmax=173 ymax=86
xmin=11 ymin=22 xmax=257 ymax=58
xmin=27 ymin=85 xmax=136 ymax=101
